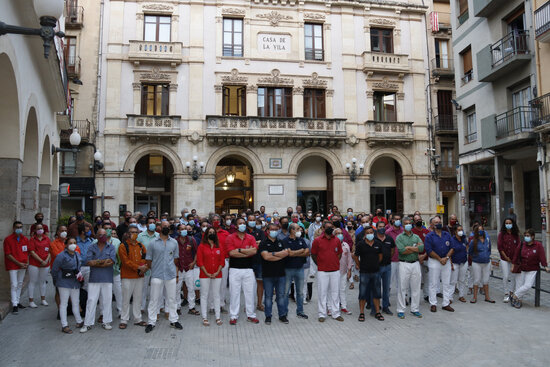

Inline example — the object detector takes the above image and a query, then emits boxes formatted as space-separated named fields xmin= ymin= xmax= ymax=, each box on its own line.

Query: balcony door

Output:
xmin=437 ymin=90 xmax=453 ymax=129
xmin=435 ymin=39 xmax=449 ymax=68
xmin=64 ymin=36 xmax=77 ymax=71
xmin=512 ymin=86 xmax=532 ymax=131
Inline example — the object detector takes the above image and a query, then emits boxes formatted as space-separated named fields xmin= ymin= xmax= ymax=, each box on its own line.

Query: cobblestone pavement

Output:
xmin=0 ymin=270 xmax=549 ymax=367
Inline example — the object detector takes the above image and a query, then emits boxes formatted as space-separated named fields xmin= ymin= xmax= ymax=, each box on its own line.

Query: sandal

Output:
xmin=118 ymin=323 xmax=127 ymax=329
xmin=458 ymin=297 xmax=466 ymax=303
xmin=374 ymin=312 xmax=385 ymax=321
xmin=188 ymin=308 xmax=200 ymax=315
xmin=358 ymin=313 xmax=365 ymax=322
xmin=61 ymin=326 xmax=73 ymax=334
xmin=256 ymin=305 xmax=265 ymax=312
xmin=470 ymin=299 xmax=477 ymax=304
xmin=349 ymin=283 xmax=354 ymax=290
xmin=216 ymin=319 xmax=223 ymax=326
xmin=133 ymin=321 xmax=147 ymax=326
xmin=203 ymin=319 xmax=210 ymax=326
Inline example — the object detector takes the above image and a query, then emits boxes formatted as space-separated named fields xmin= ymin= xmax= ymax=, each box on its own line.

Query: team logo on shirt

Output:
xmin=278 ymin=244 xmax=282 ymax=248
xmin=216 ymin=250 xmax=220 ymax=255
xmin=445 ymin=241 xmax=450 ymax=247
xmin=533 ymin=250 xmax=536 ymax=254
xmin=335 ymin=247 xmax=338 ymax=252
xmin=22 ymin=246 xmax=27 ymax=252
xmin=45 ymin=247 xmax=49 ymax=251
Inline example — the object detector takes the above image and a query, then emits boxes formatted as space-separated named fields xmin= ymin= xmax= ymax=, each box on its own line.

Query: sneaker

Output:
xmin=318 ymin=317 xmax=325 ymax=323
xmin=80 ymin=325 xmax=92 ymax=333
xmin=397 ymin=312 xmax=405 ymax=319
xmin=12 ymin=306 xmax=18 ymax=314
xmin=382 ymin=308 xmax=393 ymax=316
xmin=145 ymin=324 xmax=154 ymax=333
xmin=29 ymin=302 xmax=38 ymax=308
xmin=279 ymin=316 xmax=289 ymax=324
xmin=170 ymin=322 xmax=183 ymax=330
xmin=247 ymin=317 xmax=259 ymax=324
xmin=102 ymin=323 xmax=112 ymax=330
xmin=503 ymin=294 xmax=510 ymax=303
xmin=297 ymin=313 xmax=309 ymax=319
xmin=341 ymin=308 xmax=352 ymax=315
xmin=265 ymin=317 xmax=272 ymax=325
xmin=41 ymin=300 xmax=49 ymax=306
xmin=229 ymin=318 xmax=237 ymax=325
xmin=334 ymin=316 xmax=344 ymax=322
xmin=17 ymin=304 xmax=26 ymax=309
xmin=303 ymin=299 xmax=308 ymax=305
xmin=411 ymin=311 xmax=423 ymax=318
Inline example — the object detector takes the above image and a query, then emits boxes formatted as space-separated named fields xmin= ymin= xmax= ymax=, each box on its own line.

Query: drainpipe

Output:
xmin=93 ymin=0 xmax=105 ymax=216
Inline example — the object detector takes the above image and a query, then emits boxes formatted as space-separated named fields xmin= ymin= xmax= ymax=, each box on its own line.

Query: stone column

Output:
xmin=366 ymin=91 xmax=374 ymax=120
xmin=176 ymin=174 xmax=215 ymax=214
xmin=512 ymin=163 xmax=525 ymax=230
xmin=246 ymin=85 xmax=257 ymax=116
xmin=214 ymin=85 xmax=223 ymax=115
xmin=20 ymin=176 xmax=39 ymax=231
xmin=293 ymin=87 xmax=304 ymax=118
xmin=38 ymin=184 xmax=52 ymax=229
xmin=397 ymin=92 xmax=405 ymax=122
xmin=133 ymin=83 xmax=141 ymax=114
xmin=253 ymin=174 xmax=297 ymax=214
xmin=494 ymin=156 xmax=505 ymax=229
xmin=326 ymin=89 xmax=334 ymax=118
xmin=169 ymin=84 xmax=178 ymax=115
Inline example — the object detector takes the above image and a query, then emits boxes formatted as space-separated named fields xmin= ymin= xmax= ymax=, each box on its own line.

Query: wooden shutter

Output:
xmin=462 ymin=47 xmax=472 ymax=73
xmin=459 ymin=0 xmax=468 ymax=15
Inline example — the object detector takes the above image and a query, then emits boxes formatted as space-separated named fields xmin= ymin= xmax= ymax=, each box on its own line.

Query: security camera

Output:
xmin=451 ymin=99 xmax=462 ymax=110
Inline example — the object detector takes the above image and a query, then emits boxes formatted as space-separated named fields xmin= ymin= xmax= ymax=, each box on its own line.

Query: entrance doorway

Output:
xmin=370 ymin=157 xmax=403 ymax=214
xmin=297 ymin=156 xmax=333 ymax=215
xmin=215 ymin=156 xmax=253 ymax=214
xmin=134 ymin=154 xmax=173 ymax=215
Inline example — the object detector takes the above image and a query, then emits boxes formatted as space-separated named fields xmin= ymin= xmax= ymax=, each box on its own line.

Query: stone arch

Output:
xmin=123 ymin=144 xmax=184 ymax=173
xmin=288 ymin=147 xmax=344 ymax=175
xmin=52 ymin=153 xmax=59 ymax=190
xmin=0 ymin=52 xmax=20 ymax=160
xmin=22 ymin=107 xmax=39 ymax=177
xmin=39 ymin=135 xmax=52 ymax=185
xmin=364 ymin=148 xmax=413 ymax=176
xmin=205 ymin=146 xmax=264 ymax=175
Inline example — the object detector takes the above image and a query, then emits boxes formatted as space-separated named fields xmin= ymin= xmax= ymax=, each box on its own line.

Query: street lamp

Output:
xmin=185 ymin=156 xmax=204 ymax=180
xmin=345 ymin=158 xmax=364 ymax=182
xmin=0 ymin=0 xmax=65 ymax=59
xmin=226 ymin=171 xmax=235 ymax=184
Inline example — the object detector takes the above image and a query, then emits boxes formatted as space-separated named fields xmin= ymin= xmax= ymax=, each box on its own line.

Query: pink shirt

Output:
xmin=339 ymin=241 xmax=353 ymax=275
xmin=385 ymin=226 xmax=403 ymax=262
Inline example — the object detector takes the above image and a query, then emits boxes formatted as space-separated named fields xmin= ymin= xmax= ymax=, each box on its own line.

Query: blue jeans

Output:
xmin=263 ymin=276 xmax=287 ymax=318
xmin=284 ymin=268 xmax=304 ymax=315
xmin=379 ymin=264 xmax=391 ymax=309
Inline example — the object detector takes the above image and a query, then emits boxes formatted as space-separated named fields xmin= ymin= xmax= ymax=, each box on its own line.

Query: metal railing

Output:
xmin=491 ymin=30 xmax=529 ymax=67
xmin=434 ymin=115 xmax=457 ymax=132
xmin=431 ymin=57 xmax=454 ymax=73
xmin=458 ymin=10 xmax=469 ymax=26
xmin=465 ymin=131 xmax=477 ymax=144
xmin=66 ymin=55 xmax=81 ymax=77
xmin=439 ymin=160 xmax=458 ymax=176
xmin=61 ymin=119 xmax=92 ymax=142
xmin=495 ymin=106 xmax=536 ymax=138
xmin=530 ymin=92 xmax=550 ymax=128
xmin=461 ymin=70 xmax=474 ymax=85
xmin=535 ymin=1 xmax=550 ymax=39
xmin=65 ymin=6 xmax=84 ymax=26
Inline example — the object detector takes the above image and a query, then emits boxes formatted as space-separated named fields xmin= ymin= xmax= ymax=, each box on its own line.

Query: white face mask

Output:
xmin=226 ymin=220 xmax=232 ymax=226
xmin=68 ymin=244 xmax=77 ymax=252
xmin=457 ymin=231 xmax=464 ymax=237
xmin=202 ymin=227 xmax=207 ymax=232
xmin=59 ymin=231 xmax=68 ymax=239
xmin=295 ymin=231 xmax=302 ymax=238
xmin=316 ymin=216 xmax=321 ymax=222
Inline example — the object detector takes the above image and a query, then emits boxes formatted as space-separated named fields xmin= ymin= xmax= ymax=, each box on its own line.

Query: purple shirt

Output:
xmin=385 ymin=226 xmax=403 ymax=262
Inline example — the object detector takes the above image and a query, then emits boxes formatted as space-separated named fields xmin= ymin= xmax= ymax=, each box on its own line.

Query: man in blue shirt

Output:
xmin=424 ymin=217 xmax=455 ymax=313
xmin=76 ymin=223 xmax=94 ymax=291
xmin=80 ymin=228 xmax=117 ymax=332
xmin=283 ymin=223 xmax=310 ymax=319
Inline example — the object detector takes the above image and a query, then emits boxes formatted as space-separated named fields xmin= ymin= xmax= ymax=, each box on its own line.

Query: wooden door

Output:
xmin=395 ymin=163 xmax=403 ymax=214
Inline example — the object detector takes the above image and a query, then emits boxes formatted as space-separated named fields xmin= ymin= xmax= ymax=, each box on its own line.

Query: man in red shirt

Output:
xmin=372 ymin=209 xmax=389 ymax=225
xmin=4 ymin=221 xmax=29 ymax=314
xmin=311 ymin=221 xmax=344 ymax=322
xmin=226 ymin=218 xmax=259 ymax=325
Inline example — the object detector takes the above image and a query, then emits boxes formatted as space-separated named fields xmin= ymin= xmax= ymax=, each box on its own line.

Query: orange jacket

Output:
xmin=118 ymin=240 xmax=147 ymax=279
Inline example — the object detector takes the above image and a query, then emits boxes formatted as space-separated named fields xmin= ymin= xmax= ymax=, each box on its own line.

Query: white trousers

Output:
xmin=428 ymin=258 xmax=451 ymax=307
xmin=390 ymin=261 xmax=399 ymax=295
xmin=113 ymin=274 xmax=122 ymax=314
xmin=148 ymin=277 xmax=178 ymax=325
xmin=309 ymin=261 xmax=317 ymax=279
xmin=9 ymin=269 xmax=26 ymax=306
xmin=338 ymin=272 xmax=348 ymax=309
xmin=177 ymin=269 xmax=196 ymax=310
xmin=317 ymin=271 xmax=340 ymax=318
xmin=201 ymin=277 xmax=222 ymax=320
xmin=472 ymin=262 xmax=491 ymax=286
xmin=397 ymin=261 xmax=421 ymax=313
xmin=28 ymin=265 xmax=49 ymax=299
xmin=467 ymin=265 xmax=474 ymax=288
xmin=80 ymin=266 xmax=90 ymax=291
xmin=421 ymin=263 xmax=429 ymax=296
xmin=514 ymin=271 xmax=537 ymax=300
xmin=500 ymin=260 xmax=517 ymax=295
xmin=58 ymin=287 xmax=82 ymax=328
xmin=121 ymin=278 xmax=144 ymax=323
xmin=84 ymin=283 xmax=113 ymax=326
xmin=449 ymin=262 xmax=468 ymax=299
xmin=220 ymin=259 xmax=229 ymax=307
xmin=229 ymin=268 xmax=256 ymax=320
xmin=141 ymin=273 xmax=151 ymax=311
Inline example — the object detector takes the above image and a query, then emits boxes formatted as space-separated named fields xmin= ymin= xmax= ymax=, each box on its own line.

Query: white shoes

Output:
xmin=41 ymin=300 xmax=49 ymax=306
xmin=29 ymin=302 xmax=38 ymax=308
xmin=503 ymin=294 xmax=510 ymax=303
xmin=102 ymin=323 xmax=112 ymax=330
xmin=80 ymin=325 xmax=92 ymax=333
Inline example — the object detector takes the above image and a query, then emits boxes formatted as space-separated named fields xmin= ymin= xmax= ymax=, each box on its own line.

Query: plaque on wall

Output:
xmin=258 ymin=33 xmax=291 ymax=54
xmin=269 ymin=185 xmax=284 ymax=195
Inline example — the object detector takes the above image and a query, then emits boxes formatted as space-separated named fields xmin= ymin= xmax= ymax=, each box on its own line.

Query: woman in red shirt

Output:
xmin=497 ymin=218 xmax=520 ymax=303
xmin=28 ymin=223 xmax=51 ymax=308
xmin=197 ymin=227 xmax=225 ymax=326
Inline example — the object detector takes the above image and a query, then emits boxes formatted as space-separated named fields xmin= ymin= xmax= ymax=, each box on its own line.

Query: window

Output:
xmin=148 ymin=155 xmax=164 ymax=175
xmin=144 ymin=15 xmax=171 ymax=42
xmin=305 ymin=23 xmax=324 ymax=61
xmin=303 ymin=89 xmax=326 ymax=118
xmin=141 ymin=84 xmax=169 ymax=115
xmin=435 ymin=39 xmax=449 ymax=69
xmin=223 ymin=86 xmax=247 ymax=116
xmin=465 ymin=108 xmax=477 ymax=143
xmin=440 ymin=145 xmax=456 ymax=174
xmin=257 ymin=87 xmax=293 ymax=117
xmin=62 ymin=152 xmax=76 ymax=175
xmin=64 ymin=36 xmax=77 ymax=67
xmin=461 ymin=46 xmax=473 ymax=85
xmin=373 ymin=92 xmax=397 ymax=121
xmin=223 ymin=18 xmax=243 ymax=57
xmin=458 ymin=0 xmax=469 ymax=25
xmin=370 ymin=28 xmax=393 ymax=53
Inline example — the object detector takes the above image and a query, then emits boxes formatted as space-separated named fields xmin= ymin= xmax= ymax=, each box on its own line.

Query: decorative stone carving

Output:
xmin=187 ymin=131 xmax=204 ymax=145
xmin=169 ymin=84 xmax=178 ymax=91
xmin=369 ymin=18 xmax=396 ymax=26
xmin=304 ymin=12 xmax=325 ymax=20
xmin=246 ymin=85 xmax=258 ymax=93
xmin=222 ymin=7 xmax=245 ymax=15
xmin=141 ymin=67 xmax=171 ymax=81
xmin=292 ymin=87 xmax=304 ymax=95
xmin=372 ymin=78 xmax=399 ymax=90
xmin=132 ymin=83 xmax=141 ymax=90
xmin=221 ymin=68 xmax=248 ymax=84
xmin=302 ymin=72 xmax=327 ymax=88
xmin=258 ymin=69 xmax=293 ymax=86
xmin=214 ymin=85 xmax=223 ymax=93
xmin=136 ymin=14 xmax=144 ymax=20
xmin=397 ymin=92 xmax=405 ymax=100
xmin=142 ymin=4 xmax=173 ymax=11
xmin=326 ymin=89 xmax=334 ymax=97
xmin=346 ymin=135 xmax=359 ymax=146
xmin=256 ymin=11 xmax=292 ymax=27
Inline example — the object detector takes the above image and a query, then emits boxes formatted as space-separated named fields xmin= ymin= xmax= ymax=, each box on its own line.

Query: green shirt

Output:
xmin=395 ymin=232 xmax=424 ymax=262
xmin=136 ymin=231 xmax=159 ymax=276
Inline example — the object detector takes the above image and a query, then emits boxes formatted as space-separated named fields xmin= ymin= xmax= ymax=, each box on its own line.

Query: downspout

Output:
xmin=93 ymin=0 xmax=105 ymax=216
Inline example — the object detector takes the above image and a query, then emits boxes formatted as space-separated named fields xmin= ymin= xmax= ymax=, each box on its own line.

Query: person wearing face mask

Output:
xmin=282 ymin=223 xmax=310 ymax=319
xmin=68 ymin=209 xmax=94 ymax=238
xmin=209 ymin=215 xmax=230 ymax=313
xmin=308 ymin=212 xmax=323 ymax=241
xmin=384 ymin=214 xmax=403 ymax=300
xmin=243 ymin=214 xmax=267 ymax=312
xmin=98 ymin=221 xmax=123 ymax=321
xmin=137 ymin=216 xmax=148 ymax=233
xmin=27 ymin=224 xmax=51 ymax=308
xmin=411 ymin=215 xmax=430 ymax=300
xmin=353 ymin=226 xmax=383 ymax=321
xmin=226 ymin=218 xmax=259 ymax=325
xmin=468 ymin=225 xmax=494 ymax=304
xmin=102 ymin=211 xmax=116 ymax=228
xmin=449 ymin=225 xmax=468 ymax=304
xmin=286 ymin=207 xmax=294 ymax=219
xmin=277 ymin=217 xmax=291 ymax=241
xmin=345 ymin=221 xmax=357 ymax=290
xmin=272 ymin=212 xmax=280 ymax=225
xmin=497 ymin=218 xmax=520 ymax=303
xmin=116 ymin=211 xmax=133 ymax=240
xmin=355 ymin=216 xmax=371 ymax=237
xmin=346 ymin=208 xmax=355 ymax=221
xmin=80 ymin=228 xmax=117 ymax=332
xmin=424 ymin=217 xmax=455 ymax=312
xmin=194 ymin=220 xmax=209 ymax=245
xmin=374 ymin=221 xmax=396 ymax=316
xmin=30 ymin=212 xmax=49 ymax=237
xmin=259 ymin=206 xmax=267 ymax=219
xmin=511 ymin=229 xmax=550 ymax=308
xmin=444 ymin=214 xmax=459 ymax=236
xmin=222 ymin=216 xmax=236 ymax=233
xmin=372 ymin=209 xmax=389 ymax=225
xmin=333 ymin=228 xmax=353 ymax=316
xmin=176 ymin=223 xmax=200 ymax=316
xmin=4 ymin=221 xmax=30 ymax=314
xmin=197 ymin=228 xmax=225 ymax=326
xmin=144 ymin=221 xmax=182 ymax=333
xmin=137 ymin=217 xmax=160 ymax=313
xmin=311 ymin=222 xmax=344 ymax=322
xmin=51 ymin=237 xmax=84 ymax=333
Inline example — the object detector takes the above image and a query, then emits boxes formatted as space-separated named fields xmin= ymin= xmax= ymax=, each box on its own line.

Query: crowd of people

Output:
xmin=3 ymin=206 xmax=548 ymax=334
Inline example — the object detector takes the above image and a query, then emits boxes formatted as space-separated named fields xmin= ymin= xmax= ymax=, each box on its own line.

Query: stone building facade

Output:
xmin=96 ymin=0 xmax=437 ymax=217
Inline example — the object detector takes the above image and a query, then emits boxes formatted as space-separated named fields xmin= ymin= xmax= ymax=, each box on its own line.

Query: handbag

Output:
xmin=511 ymin=242 xmax=523 ymax=274
xmin=61 ymin=254 xmax=81 ymax=279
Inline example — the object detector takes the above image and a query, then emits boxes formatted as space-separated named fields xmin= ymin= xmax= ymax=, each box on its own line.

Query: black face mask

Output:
xmin=325 ymin=227 xmax=334 ymax=236
xmin=347 ymin=225 xmax=353 ymax=230
xmin=125 ymin=217 xmax=131 ymax=223
xmin=332 ymin=221 xmax=340 ymax=227
xmin=208 ymin=234 xmax=217 ymax=241
xmin=36 ymin=218 xmax=43 ymax=223
xmin=416 ymin=221 xmax=423 ymax=227
xmin=377 ymin=213 xmax=383 ymax=217
xmin=281 ymin=222 xmax=289 ymax=230
xmin=140 ymin=219 xmax=146 ymax=225
xmin=161 ymin=227 xmax=170 ymax=235
xmin=287 ymin=211 xmax=293 ymax=216
xmin=77 ymin=215 xmax=84 ymax=221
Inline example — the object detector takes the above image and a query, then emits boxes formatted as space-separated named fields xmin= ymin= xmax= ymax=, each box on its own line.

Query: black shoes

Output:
xmin=145 ymin=324 xmax=154 ymax=333
xmin=17 ymin=304 xmax=26 ymax=309
xmin=279 ymin=316 xmax=289 ymax=324
xmin=297 ymin=313 xmax=308 ymax=319
xmin=12 ymin=306 xmax=18 ymax=314
xmin=170 ymin=322 xmax=183 ymax=330
xmin=265 ymin=317 xmax=272 ymax=325
xmin=382 ymin=308 xmax=393 ymax=316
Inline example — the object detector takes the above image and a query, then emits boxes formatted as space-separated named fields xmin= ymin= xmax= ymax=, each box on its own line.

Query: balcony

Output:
xmin=128 ymin=40 xmax=183 ymax=65
xmin=531 ymin=93 xmax=550 ymax=132
xmin=362 ymin=51 xmax=410 ymax=74
xmin=535 ymin=1 xmax=550 ymax=42
xmin=365 ymin=120 xmax=414 ymax=147
xmin=126 ymin=115 xmax=181 ymax=145
xmin=60 ymin=119 xmax=92 ymax=143
xmin=66 ymin=56 xmax=81 ymax=78
xmin=477 ymin=31 xmax=531 ymax=83
xmin=205 ymin=116 xmax=347 ymax=147
xmin=431 ymin=58 xmax=454 ymax=78
xmin=474 ymin=0 xmax=507 ymax=17
xmin=434 ymin=115 xmax=457 ymax=134
xmin=65 ymin=6 xmax=84 ymax=28
xmin=493 ymin=107 xmax=536 ymax=147
xmin=432 ymin=12 xmax=451 ymax=32
xmin=439 ymin=160 xmax=458 ymax=177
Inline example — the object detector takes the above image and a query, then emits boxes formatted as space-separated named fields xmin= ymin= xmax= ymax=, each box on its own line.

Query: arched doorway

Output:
xmin=134 ymin=154 xmax=174 ymax=215
xmin=297 ymin=156 xmax=333 ymax=215
xmin=370 ymin=157 xmax=403 ymax=214
xmin=215 ymin=156 xmax=253 ymax=214
xmin=21 ymin=108 xmax=40 ymax=227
